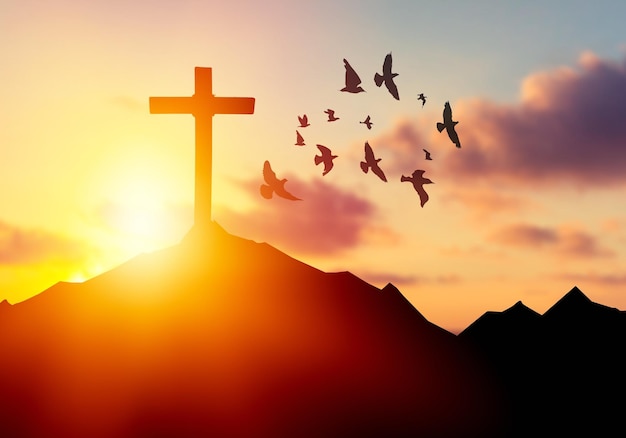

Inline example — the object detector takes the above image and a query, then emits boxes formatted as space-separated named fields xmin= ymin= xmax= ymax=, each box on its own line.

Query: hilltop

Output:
xmin=0 ymin=222 xmax=503 ymax=438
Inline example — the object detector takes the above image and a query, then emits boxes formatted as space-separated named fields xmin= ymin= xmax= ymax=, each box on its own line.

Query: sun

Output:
xmin=109 ymin=179 xmax=168 ymax=238
xmin=100 ymin=178 xmax=191 ymax=258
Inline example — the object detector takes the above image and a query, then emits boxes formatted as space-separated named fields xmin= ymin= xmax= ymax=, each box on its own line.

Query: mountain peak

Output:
xmin=505 ymin=300 xmax=541 ymax=317
xmin=543 ymin=286 xmax=592 ymax=318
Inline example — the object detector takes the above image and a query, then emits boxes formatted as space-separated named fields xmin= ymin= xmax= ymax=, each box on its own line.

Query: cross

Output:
xmin=149 ymin=67 xmax=255 ymax=227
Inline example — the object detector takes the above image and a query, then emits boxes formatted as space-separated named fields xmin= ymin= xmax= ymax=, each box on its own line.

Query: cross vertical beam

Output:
xmin=149 ymin=67 xmax=255 ymax=227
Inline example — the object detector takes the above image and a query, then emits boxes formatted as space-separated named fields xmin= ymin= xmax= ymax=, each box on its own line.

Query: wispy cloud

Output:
xmin=553 ymin=272 xmax=626 ymax=287
xmin=489 ymin=222 xmax=614 ymax=259
xmin=439 ymin=187 xmax=540 ymax=221
xmin=218 ymin=175 xmax=395 ymax=255
xmin=0 ymin=221 xmax=90 ymax=265
xmin=359 ymin=271 xmax=462 ymax=289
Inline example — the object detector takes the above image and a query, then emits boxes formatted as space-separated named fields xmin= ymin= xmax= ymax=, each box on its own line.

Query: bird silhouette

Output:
xmin=298 ymin=114 xmax=310 ymax=127
xmin=360 ymin=115 xmax=373 ymax=129
xmin=360 ymin=141 xmax=387 ymax=182
xmin=436 ymin=101 xmax=461 ymax=148
xmin=417 ymin=93 xmax=427 ymax=107
xmin=374 ymin=52 xmax=399 ymax=100
xmin=295 ymin=130 xmax=305 ymax=146
xmin=401 ymin=170 xmax=434 ymax=207
xmin=423 ymin=149 xmax=432 ymax=160
xmin=324 ymin=109 xmax=339 ymax=122
xmin=260 ymin=161 xmax=301 ymax=201
xmin=314 ymin=144 xmax=338 ymax=176
xmin=340 ymin=58 xmax=365 ymax=93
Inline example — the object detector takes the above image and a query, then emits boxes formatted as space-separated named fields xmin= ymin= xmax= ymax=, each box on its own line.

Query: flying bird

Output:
xmin=295 ymin=130 xmax=305 ymax=146
xmin=360 ymin=141 xmax=387 ymax=182
xmin=324 ymin=109 xmax=339 ymax=122
xmin=260 ymin=160 xmax=301 ymax=201
xmin=417 ymin=93 xmax=427 ymax=107
xmin=423 ymin=149 xmax=432 ymax=160
xmin=340 ymin=58 xmax=365 ymax=93
xmin=374 ymin=52 xmax=399 ymax=100
xmin=314 ymin=144 xmax=338 ymax=176
xmin=298 ymin=114 xmax=310 ymax=127
xmin=436 ymin=101 xmax=461 ymax=148
xmin=401 ymin=170 xmax=434 ymax=207
xmin=360 ymin=115 xmax=373 ymax=129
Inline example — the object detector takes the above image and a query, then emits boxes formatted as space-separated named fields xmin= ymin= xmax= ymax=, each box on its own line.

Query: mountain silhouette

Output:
xmin=0 ymin=222 xmax=504 ymax=438
xmin=459 ymin=286 xmax=626 ymax=437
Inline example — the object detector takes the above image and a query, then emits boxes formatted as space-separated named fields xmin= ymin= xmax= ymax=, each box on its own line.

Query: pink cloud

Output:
xmin=489 ymin=224 xmax=557 ymax=247
xmin=439 ymin=187 xmax=539 ymax=220
xmin=373 ymin=51 xmax=626 ymax=189
xmin=358 ymin=271 xmax=462 ymax=289
xmin=359 ymin=272 xmax=420 ymax=288
xmin=554 ymin=272 xmax=626 ymax=287
xmin=0 ymin=221 xmax=90 ymax=265
xmin=218 ymin=174 xmax=394 ymax=255
xmin=489 ymin=222 xmax=614 ymax=259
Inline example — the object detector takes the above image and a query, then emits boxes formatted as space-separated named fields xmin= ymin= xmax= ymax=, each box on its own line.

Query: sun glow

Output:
xmin=107 ymin=179 xmax=170 ymax=238
xmin=86 ymin=139 xmax=193 ymax=255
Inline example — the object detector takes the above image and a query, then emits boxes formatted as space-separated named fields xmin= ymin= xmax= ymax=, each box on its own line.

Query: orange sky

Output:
xmin=3 ymin=1 xmax=626 ymax=332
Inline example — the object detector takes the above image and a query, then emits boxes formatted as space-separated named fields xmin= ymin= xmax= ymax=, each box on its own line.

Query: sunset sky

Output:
xmin=3 ymin=0 xmax=626 ymax=332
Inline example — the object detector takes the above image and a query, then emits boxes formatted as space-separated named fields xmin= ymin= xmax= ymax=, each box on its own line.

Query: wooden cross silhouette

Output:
xmin=149 ymin=67 xmax=255 ymax=227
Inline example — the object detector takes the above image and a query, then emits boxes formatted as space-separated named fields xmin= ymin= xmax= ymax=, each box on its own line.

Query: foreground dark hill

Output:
xmin=0 ymin=223 xmax=504 ymax=438
xmin=459 ymin=287 xmax=626 ymax=436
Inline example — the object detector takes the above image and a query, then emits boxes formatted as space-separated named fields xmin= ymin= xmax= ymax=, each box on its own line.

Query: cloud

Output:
xmin=490 ymin=223 xmax=557 ymax=247
xmin=439 ymin=187 xmax=539 ymax=220
xmin=359 ymin=272 xmax=420 ymax=288
xmin=439 ymin=245 xmax=509 ymax=260
xmin=359 ymin=271 xmax=462 ymax=289
xmin=373 ymin=51 xmax=626 ymax=189
xmin=218 ymin=175 xmax=395 ymax=255
xmin=0 ymin=221 xmax=90 ymax=265
xmin=553 ymin=272 xmax=626 ymax=287
xmin=489 ymin=222 xmax=614 ymax=258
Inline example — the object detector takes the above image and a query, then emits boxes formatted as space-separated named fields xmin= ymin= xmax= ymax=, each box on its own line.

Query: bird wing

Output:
xmin=260 ymin=184 xmax=273 ymax=199
xmin=316 ymin=144 xmax=330 ymax=156
xmin=413 ymin=170 xmax=426 ymax=179
xmin=383 ymin=53 xmax=393 ymax=75
xmin=276 ymin=180 xmax=302 ymax=201
xmin=415 ymin=185 xmax=429 ymax=207
xmin=385 ymin=78 xmax=399 ymax=100
xmin=364 ymin=142 xmax=375 ymax=162
xmin=343 ymin=59 xmax=362 ymax=87
xmin=447 ymin=126 xmax=461 ymax=148
xmin=443 ymin=102 xmax=452 ymax=123
xmin=296 ymin=130 xmax=304 ymax=143
xmin=372 ymin=163 xmax=387 ymax=182
xmin=263 ymin=160 xmax=278 ymax=185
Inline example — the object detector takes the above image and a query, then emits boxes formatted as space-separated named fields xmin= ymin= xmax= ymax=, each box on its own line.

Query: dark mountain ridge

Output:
xmin=3 ymin=222 xmax=625 ymax=437
xmin=0 ymin=222 xmax=505 ymax=438
xmin=459 ymin=286 xmax=626 ymax=436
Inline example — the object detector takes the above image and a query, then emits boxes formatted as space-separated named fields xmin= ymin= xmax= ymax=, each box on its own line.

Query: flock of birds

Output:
xmin=260 ymin=53 xmax=462 ymax=208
